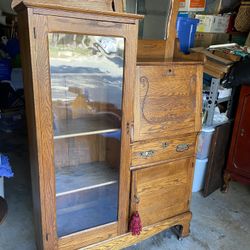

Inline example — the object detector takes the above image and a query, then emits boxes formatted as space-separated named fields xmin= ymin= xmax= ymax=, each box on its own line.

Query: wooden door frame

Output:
xmin=24 ymin=8 xmax=138 ymax=249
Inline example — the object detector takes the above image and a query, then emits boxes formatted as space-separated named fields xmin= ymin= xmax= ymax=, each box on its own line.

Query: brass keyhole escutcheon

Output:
xmin=162 ymin=142 xmax=169 ymax=149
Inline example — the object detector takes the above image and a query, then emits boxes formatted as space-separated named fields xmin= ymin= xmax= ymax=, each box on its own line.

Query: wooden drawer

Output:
xmin=132 ymin=134 xmax=196 ymax=166
xmin=134 ymin=63 xmax=203 ymax=141
xmin=130 ymin=158 xmax=194 ymax=227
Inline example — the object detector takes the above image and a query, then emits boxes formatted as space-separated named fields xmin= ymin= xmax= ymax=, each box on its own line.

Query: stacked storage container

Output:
xmin=192 ymin=127 xmax=215 ymax=192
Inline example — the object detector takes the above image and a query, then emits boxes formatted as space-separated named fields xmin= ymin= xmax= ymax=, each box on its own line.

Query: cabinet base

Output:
xmin=222 ymin=171 xmax=250 ymax=193
xmin=221 ymin=171 xmax=232 ymax=193
xmin=85 ymin=211 xmax=192 ymax=250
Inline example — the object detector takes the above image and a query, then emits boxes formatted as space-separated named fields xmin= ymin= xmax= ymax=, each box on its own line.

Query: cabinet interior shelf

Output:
xmin=54 ymin=128 xmax=120 ymax=140
xmin=217 ymin=96 xmax=231 ymax=103
xmin=56 ymin=161 xmax=119 ymax=197
xmin=53 ymin=114 xmax=121 ymax=139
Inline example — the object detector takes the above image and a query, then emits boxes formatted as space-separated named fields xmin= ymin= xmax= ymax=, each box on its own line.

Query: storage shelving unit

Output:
xmin=204 ymin=76 xmax=232 ymax=126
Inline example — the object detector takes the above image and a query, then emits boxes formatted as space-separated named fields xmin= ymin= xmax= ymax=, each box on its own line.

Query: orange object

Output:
xmin=190 ymin=0 xmax=205 ymax=8
xmin=179 ymin=0 xmax=206 ymax=11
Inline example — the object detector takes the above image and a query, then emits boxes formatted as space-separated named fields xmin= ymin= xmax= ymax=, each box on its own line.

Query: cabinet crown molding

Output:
xmin=12 ymin=0 xmax=143 ymax=20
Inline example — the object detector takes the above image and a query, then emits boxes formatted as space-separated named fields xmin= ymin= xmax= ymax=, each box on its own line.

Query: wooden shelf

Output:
xmin=56 ymin=161 xmax=119 ymax=196
xmin=56 ymin=182 xmax=118 ymax=236
xmin=56 ymin=161 xmax=119 ymax=236
xmin=54 ymin=114 xmax=120 ymax=140
xmin=217 ymin=97 xmax=231 ymax=103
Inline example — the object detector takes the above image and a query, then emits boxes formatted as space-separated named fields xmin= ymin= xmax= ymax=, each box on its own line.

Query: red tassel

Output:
xmin=129 ymin=211 xmax=142 ymax=236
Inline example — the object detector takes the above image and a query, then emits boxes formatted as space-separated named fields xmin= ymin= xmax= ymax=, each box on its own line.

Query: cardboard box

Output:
xmin=196 ymin=14 xmax=230 ymax=33
xmin=179 ymin=0 xmax=206 ymax=12
xmin=194 ymin=32 xmax=230 ymax=48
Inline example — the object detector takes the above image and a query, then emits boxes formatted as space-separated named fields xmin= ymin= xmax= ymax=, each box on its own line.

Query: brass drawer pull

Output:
xmin=162 ymin=142 xmax=169 ymax=149
xmin=176 ymin=144 xmax=189 ymax=152
xmin=139 ymin=150 xmax=155 ymax=158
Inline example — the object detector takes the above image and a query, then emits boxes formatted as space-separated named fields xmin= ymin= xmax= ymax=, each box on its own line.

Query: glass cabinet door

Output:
xmin=48 ymin=33 xmax=124 ymax=237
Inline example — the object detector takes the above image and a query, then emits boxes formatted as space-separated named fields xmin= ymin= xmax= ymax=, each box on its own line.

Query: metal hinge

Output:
xmin=127 ymin=122 xmax=134 ymax=143
xmin=33 ymin=27 xmax=36 ymax=39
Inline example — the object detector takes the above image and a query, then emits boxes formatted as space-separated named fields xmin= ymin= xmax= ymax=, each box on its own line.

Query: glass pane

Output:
xmin=48 ymin=33 xmax=124 ymax=237
xmin=126 ymin=0 xmax=172 ymax=39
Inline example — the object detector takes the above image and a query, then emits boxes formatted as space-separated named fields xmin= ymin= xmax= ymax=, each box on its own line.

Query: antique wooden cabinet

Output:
xmin=223 ymin=86 xmax=250 ymax=190
xmin=14 ymin=0 xmax=202 ymax=249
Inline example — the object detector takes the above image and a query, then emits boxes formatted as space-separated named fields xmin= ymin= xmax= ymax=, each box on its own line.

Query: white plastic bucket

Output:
xmin=192 ymin=158 xmax=208 ymax=192
xmin=0 ymin=176 xmax=4 ymax=198
xmin=196 ymin=127 xmax=215 ymax=159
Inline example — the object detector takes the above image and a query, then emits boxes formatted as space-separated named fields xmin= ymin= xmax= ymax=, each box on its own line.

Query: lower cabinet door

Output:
xmin=131 ymin=158 xmax=194 ymax=227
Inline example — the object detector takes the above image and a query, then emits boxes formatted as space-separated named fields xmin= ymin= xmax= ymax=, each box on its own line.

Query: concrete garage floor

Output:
xmin=0 ymin=131 xmax=250 ymax=250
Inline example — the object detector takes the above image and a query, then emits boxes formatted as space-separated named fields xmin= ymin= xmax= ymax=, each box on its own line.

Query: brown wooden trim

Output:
xmin=130 ymin=170 xmax=138 ymax=214
xmin=13 ymin=0 xmax=143 ymax=20
xmin=137 ymin=0 xmax=180 ymax=59
xmin=12 ymin=0 xmax=114 ymax=11
xmin=17 ymin=9 xmax=45 ymax=249
xmin=164 ymin=0 xmax=179 ymax=59
xmin=85 ymin=212 xmax=192 ymax=249
xmin=187 ymin=157 xmax=196 ymax=207
xmin=58 ymin=223 xmax=118 ymax=250
xmin=195 ymin=65 xmax=203 ymax=133
xmin=113 ymin=0 xmax=124 ymax=12
xmin=32 ymin=13 xmax=58 ymax=249
xmin=137 ymin=59 xmax=204 ymax=65
xmin=137 ymin=40 xmax=166 ymax=59
xmin=131 ymin=132 xmax=199 ymax=145
xmin=34 ymin=8 xmax=139 ymax=24
xmin=31 ymin=11 xmax=139 ymax=246
xmin=118 ymin=21 xmax=139 ymax=234
xmin=47 ymin=15 xmax=130 ymax=37
xmin=130 ymin=154 xmax=198 ymax=171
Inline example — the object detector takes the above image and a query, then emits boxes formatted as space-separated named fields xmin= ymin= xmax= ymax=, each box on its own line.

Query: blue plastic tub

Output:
xmin=176 ymin=17 xmax=199 ymax=54
xmin=0 ymin=59 xmax=11 ymax=81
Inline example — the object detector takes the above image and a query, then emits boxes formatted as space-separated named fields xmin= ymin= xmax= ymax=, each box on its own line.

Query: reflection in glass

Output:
xmin=126 ymin=0 xmax=172 ymax=39
xmin=48 ymin=33 xmax=124 ymax=236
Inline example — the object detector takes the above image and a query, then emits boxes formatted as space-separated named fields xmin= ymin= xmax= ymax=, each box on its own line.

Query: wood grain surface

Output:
xmin=137 ymin=0 xmax=179 ymax=59
xmin=16 ymin=3 xmax=140 ymax=249
xmin=85 ymin=212 xmax=192 ymax=249
xmin=132 ymin=134 xmax=196 ymax=166
xmin=130 ymin=158 xmax=193 ymax=227
xmin=12 ymin=0 xmax=114 ymax=11
xmin=134 ymin=64 xmax=202 ymax=141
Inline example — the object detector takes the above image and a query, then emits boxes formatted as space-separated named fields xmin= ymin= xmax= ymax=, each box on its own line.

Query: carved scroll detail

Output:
xmin=140 ymin=75 xmax=197 ymax=125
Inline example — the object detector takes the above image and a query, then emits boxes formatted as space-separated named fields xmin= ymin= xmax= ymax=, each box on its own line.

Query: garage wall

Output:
xmin=0 ymin=0 xmax=15 ymax=14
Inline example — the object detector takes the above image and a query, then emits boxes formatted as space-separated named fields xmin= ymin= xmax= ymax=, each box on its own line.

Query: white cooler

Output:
xmin=192 ymin=158 xmax=208 ymax=192
xmin=197 ymin=126 xmax=215 ymax=159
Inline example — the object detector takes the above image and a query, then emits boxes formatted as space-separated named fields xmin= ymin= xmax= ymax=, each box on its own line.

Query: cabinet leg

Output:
xmin=221 ymin=171 xmax=231 ymax=193
xmin=172 ymin=221 xmax=190 ymax=240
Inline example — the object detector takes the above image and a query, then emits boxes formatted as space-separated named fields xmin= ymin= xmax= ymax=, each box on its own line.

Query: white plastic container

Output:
xmin=192 ymin=158 xmax=208 ymax=192
xmin=195 ymin=14 xmax=230 ymax=33
xmin=196 ymin=126 xmax=215 ymax=159
xmin=0 ymin=177 xmax=4 ymax=198
xmin=0 ymin=154 xmax=4 ymax=197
